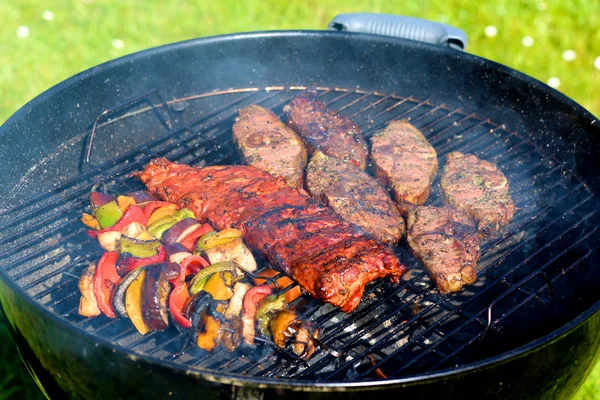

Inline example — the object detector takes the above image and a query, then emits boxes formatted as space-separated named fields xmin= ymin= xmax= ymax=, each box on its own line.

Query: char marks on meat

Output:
xmin=407 ymin=206 xmax=480 ymax=294
xmin=440 ymin=152 xmax=514 ymax=236
xmin=137 ymin=158 xmax=405 ymax=312
xmin=371 ymin=120 xmax=438 ymax=214
xmin=306 ymin=151 xmax=404 ymax=245
xmin=283 ymin=91 xmax=368 ymax=169
xmin=233 ymin=105 xmax=307 ymax=188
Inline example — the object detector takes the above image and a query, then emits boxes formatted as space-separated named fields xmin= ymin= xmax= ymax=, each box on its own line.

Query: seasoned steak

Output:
xmin=137 ymin=158 xmax=405 ymax=312
xmin=306 ymin=151 xmax=404 ymax=245
xmin=371 ymin=120 xmax=438 ymax=214
xmin=407 ymin=206 xmax=480 ymax=294
xmin=283 ymin=91 xmax=368 ymax=169
xmin=440 ymin=152 xmax=514 ymax=236
xmin=233 ymin=104 xmax=307 ymax=188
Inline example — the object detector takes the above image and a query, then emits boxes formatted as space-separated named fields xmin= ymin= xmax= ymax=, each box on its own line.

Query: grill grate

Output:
xmin=0 ymin=87 xmax=598 ymax=383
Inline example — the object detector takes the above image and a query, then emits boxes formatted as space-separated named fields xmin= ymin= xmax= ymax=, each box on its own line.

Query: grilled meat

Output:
xmin=407 ymin=206 xmax=480 ymax=294
xmin=283 ymin=91 xmax=368 ymax=169
xmin=371 ymin=120 xmax=438 ymax=214
xmin=233 ymin=105 xmax=307 ymax=188
xmin=306 ymin=151 xmax=404 ymax=245
xmin=137 ymin=158 xmax=405 ymax=312
xmin=440 ymin=152 xmax=514 ymax=236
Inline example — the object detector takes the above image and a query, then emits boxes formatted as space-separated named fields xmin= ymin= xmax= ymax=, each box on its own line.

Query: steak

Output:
xmin=283 ymin=91 xmax=368 ymax=169
xmin=407 ymin=206 xmax=480 ymax=294
xmin=440 ymin=152 xmax=515 ymax=236
xmin=137 ymin=158 xmax=405 ymax=312
xmin=233 ymin=104 xmax=307 ymax=188
xmin=306 ymin=151 xmax=404 ymax=245
xmin=371 ymin=120 xmax=438 ymax=214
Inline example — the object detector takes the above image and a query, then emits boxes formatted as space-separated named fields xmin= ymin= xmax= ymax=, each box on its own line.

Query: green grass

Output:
xmin=0 ymin=0 xmax=599 ymax=398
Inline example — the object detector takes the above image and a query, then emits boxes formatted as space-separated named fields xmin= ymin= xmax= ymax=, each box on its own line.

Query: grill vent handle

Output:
xmin=329 ymin=13 xmax=467 ymax=51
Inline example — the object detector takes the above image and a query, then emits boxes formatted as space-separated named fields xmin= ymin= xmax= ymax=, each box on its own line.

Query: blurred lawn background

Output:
xmin=0 ymin=0 xmax=599 ymax=398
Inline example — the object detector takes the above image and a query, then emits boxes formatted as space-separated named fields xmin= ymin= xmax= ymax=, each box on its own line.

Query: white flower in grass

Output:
xmin=484 ymin=25 xmax=497 ymax=38
xmin=521 ymin=36 xmax=534 ymax=48
xmin=16 ymin=25 xmax=30 ymax=38
xmin=42 ymin=10 xmax=55 ymax=21
xmin=562 ymin=50 xmax=576 ymax=62
xmin=594 ymin=57 xmax=600 ymax=70
xmin=111 ymin=39 xmax=125 ymax=50
xmin=547 ymin=77 xmax=561 ymax=89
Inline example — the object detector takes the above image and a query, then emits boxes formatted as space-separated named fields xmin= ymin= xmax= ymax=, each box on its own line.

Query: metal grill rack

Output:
xmin=0 ymin=86 xmax=597 ymax=382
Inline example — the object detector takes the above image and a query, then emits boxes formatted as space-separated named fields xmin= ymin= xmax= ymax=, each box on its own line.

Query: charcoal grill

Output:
xmin=1 ymin=18 xmax=599 ymax=400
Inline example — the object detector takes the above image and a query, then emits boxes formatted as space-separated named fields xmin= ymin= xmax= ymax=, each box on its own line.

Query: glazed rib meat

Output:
xmin=306 ymin=151 xmax=404 ymax=245
xmin=233 ymin=104 xmax=307 ymax=188
xmin=283 ymin=91 xmax=368 ymax=169
xmin=440 ymin=152 xmax=515 ymax=236
xmin=407 ymin=206 xmax=480 ymax=294
xmin=371 ymin=120 xmax=438 ymax=214
xmin=137 ymin=158 xmax=405 ymax=312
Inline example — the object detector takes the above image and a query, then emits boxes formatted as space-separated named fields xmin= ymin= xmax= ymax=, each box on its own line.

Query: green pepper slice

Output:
xmin=255 ymin=293 xmax=288 ymax=337
xmin=120 ymin=235 xmax=162 ymax=258
xmin=95 ymin=201 xmax=123 ymax=229
xmin=195 ymin=231 xmax=218 ymax=254
xmin=173 ymin=208 xmax=195 ymax=220
xmin=188 ymin=261 xmax=237 ymax=295
xmin=147 ymin=208 xmax=196 ymax=239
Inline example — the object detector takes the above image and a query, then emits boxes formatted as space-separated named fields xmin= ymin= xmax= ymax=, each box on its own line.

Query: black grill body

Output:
xmin=0 ymin=32 xmax=599 ymax=399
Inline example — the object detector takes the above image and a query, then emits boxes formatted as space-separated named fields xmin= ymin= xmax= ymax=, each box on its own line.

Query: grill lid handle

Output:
xmin=329 ymin=13 xmax=468 ymax=51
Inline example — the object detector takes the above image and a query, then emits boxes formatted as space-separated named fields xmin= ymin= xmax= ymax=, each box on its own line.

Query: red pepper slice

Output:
xmin=179 ymin=223 xmax=214 ymax=251
xmin=88 ymin=205 xmax=147 ymax=238
xmin=93 ymin=252 xmax=121 ymax=318
xmin=242 ymin=285 xmax=272 ymax=321
xmin=180 ymin=254 xmax=210 ymax=276
xmin=169 ymin=260 xmax=192 ymax=328
xmin=143 ymin=201 xmax=175 ymax=220
xmin=116 ymin=246 xmax=166 ymax=277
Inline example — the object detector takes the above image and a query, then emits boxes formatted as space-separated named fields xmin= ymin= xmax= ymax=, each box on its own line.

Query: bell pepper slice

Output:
xmin=179 ymin=223 xmax=214 ymax=251
xmin=203 ymin=272 xmax=235 ymax=301
xmin=241 ymin=285 xmax=272 ymax=344
xmin=81 ymin=213 xmax=100 ymax=230
xmin=189 ymin=261 xmax=237 ymax=295
xmin=88 ymin=205 xmax=148 ymax=238
xmin=146 ymin=209 xmax=194 ymax=240
xmin=120 ymin=235 xmax=162 ymax=258
xmin=199 ymin=229 xmax=242 ymax=252
xmin=195 ymin=231 xmax=218 ymax=254
xmin=116 ymin=246 xmax=166 ymax=277
xmin=95 ymin=201 xmax=123 ymax=229
xmin=93 ymin=251 xmax=121 ymax=318
xmin=180 ymin=254 xmax=210 ymax=276
xmin=147 ymin=204 xmax=178 ymax=226
xmin=125 ymin=269 xmax=150 ymax=335
xmin=117 ymin=195 xmax=136 ymax=213
xmin=195 ymin=305 xmax=225 ymax=352
xmin=168 ymin=259 xmax=193 ymax=329
xmin=255 ymin=293 xmax=288 ymax=336
xmin=143 ymin=201 xmax=175 ymax=220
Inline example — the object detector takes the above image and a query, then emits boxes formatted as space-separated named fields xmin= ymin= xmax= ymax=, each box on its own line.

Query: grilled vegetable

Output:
xmin=194 ymin=302 xmax=227 ymax=352
xmin=93 ymin=251 xmax=121 ymax=318
xmin=179 ymin=223 xmax=213 ymax=252
xmin=270 ymin=310 xmax=318 ymax=359
xmin=113 ymin=268 xmax=144 ymax=318
xmin=120 ymin=235 xmax=162 ymax=258
xmin=225 ymin=282 xmax=250 ymax=319
xmin=184 ymin=291 xmax=213 ymax=322
xmin=221 ymin=318 xmax=243 ymax=352
xmin=81 ymin=213 xmax=100 ymax=230
xmin=88 ymin=205 xmax=148 ymax=239
xmin=121 ymin=221 xmax=153 ymax=241
xmin=78 ymin=263 xmax=101 ymax=317
xmin=195 ymin=231 xmax=218 ymax=253
xmin=204 ymin=238 xmax=257 ymax=273
xmin=189 ymin=261 xmax=237 ymax=295
xmin=203 ymin=271 xmax=236 ymax=301
xmin=147 ymin=208 xmax=195 ymax=240
xmin=147 ymin=203 xmax=178 ymax=226
xmin=180 ymin=254 xmax=210 ymax=276
xmin=127 ymin=190 xmax=157 ymax=203
xmin=241 ymin=285 xmax=272 ymax=344
xmin=115 ymin=246 xmax=166 ymax=277
xmin=200 ymin=228 xmax=242 ymax=250
xmin=90 ymin=191 xmax=117 ymax=210
xmin=117 ymin=195 xmax=136 ymax=213
xmin=253 ymin=268 xmax=302 ymax=302
xmin=169 ymin=259 xmax=192 ymax=329
xmin=141 ymin=265 xmax=170 ymax=331
xmin=142 ymin=201 xmax=174 ymax=219
xmin=125 ymin=268 xmax=150 ymax=335
xmin=256 ymin=293 xmax=287 ymax=336
xmin=97 ymin=230 xmax=122 ymax=252
xmin=95 ymin=201 xmax=123 ymax=229
xmin=161 ymin=218 xmax=200 ymax=245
